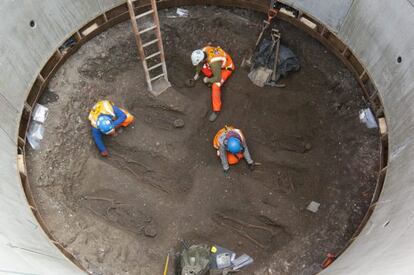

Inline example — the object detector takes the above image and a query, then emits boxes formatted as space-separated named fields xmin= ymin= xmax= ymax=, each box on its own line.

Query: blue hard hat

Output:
xmin=227 ymin=137 xmax=242 ymax=154
xmin=97 ymin=115 xmax=114 ymax=135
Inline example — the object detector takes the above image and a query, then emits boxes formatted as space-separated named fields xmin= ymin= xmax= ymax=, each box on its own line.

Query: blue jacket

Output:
xmin=91 ymin=105 xmax=127 ymax=153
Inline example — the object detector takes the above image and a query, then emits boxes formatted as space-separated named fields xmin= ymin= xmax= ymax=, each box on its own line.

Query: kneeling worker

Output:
xmin=213 ymin=126 xmax=255 ymax=173
xmin=191 ymin=46 xmax=235 ymax=122
xmin=88 ymin=100 xmax=134 ymax=157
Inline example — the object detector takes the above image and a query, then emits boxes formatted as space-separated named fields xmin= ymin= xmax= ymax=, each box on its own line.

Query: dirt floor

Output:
xmin=26 ymin=6 xmax=380 ymax=275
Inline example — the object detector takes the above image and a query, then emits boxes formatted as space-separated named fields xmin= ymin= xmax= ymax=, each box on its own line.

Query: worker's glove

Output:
xmin=223 ymin=168 xmax=230 ymax=174
xmin=248 ymin=162 xmax=255 ymax=171
xmin=193 ymin=73 xmax=200 ymax=81
xmin=101 ymin=150 xmax=109 ymax=157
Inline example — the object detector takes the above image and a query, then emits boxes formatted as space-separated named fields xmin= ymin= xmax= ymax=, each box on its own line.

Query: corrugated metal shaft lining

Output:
xmin=1 ymin=0 xmax=413 ymax=274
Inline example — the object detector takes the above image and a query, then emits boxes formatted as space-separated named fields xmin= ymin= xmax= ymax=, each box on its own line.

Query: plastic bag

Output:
xmin=32 ymin=103 xmax=49 ymax=123
xmin=359 ymin=108 xmax=378 ymax=129
xmin=176 ymin=8 xmax=189 ymax=17
xmin=27 ymin=121 xmax=45 ymax=150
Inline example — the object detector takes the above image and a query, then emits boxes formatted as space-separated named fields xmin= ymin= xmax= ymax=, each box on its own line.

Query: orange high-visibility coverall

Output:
xmin=213 ymin=126 xmax=254 ymax=170
xmin=200 ymin=46 xmax=235 ymax=112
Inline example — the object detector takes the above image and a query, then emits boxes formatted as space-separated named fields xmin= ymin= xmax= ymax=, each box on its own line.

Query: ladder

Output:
xmin=127 ymin=0 xmax=170 ymax=95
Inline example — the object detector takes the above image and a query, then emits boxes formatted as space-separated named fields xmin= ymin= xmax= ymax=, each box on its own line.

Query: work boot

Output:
xmin=209 ymin=111 xmax=219 ymax=122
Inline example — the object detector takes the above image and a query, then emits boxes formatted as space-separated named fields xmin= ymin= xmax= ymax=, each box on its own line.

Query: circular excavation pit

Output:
xmin=26 ymin=6 xmax=380 ymax=275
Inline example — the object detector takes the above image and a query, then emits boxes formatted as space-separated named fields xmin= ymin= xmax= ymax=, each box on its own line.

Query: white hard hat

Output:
xmin=191 ymin=49 xmax=205 ymax=66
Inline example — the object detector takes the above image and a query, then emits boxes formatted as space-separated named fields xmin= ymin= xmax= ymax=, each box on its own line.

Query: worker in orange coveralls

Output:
xmin=213 ymin=125 xmax=255 ymax=173
xmin=191 ymin=46 xmax=235 ymax=122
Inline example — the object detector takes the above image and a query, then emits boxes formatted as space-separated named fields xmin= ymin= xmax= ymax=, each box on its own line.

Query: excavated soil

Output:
xmin=26 ymin=6 xmax=379 ymax=275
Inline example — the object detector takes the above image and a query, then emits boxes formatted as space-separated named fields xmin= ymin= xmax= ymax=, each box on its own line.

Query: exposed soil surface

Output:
xmin=26 ymin=6 xmax=379 ymax=275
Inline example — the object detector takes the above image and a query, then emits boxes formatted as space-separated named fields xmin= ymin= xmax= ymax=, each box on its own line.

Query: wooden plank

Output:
xmin=300 ymin=16 xmax=317 ymax=30
xmin=105 ymin=4 xmax=128 ymax=20
xmin=18 ymin=136 xmax=25 ymax=148
xmin=17 ymin=154 xmax=26 ymax=176
xmin=81 ymin=23 xmax=98 ymax=36
xmin=378 ymin=117 xmax=387 ymax=136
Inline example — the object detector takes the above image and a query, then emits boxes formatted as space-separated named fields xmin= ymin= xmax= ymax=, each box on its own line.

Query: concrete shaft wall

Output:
xmin=0 ymin=0 xmax=412 ymax=274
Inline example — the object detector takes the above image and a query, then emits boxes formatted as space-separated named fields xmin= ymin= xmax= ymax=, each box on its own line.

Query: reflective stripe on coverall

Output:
xmin=88 ymin=100 xmax=134 ymax=153
xmin=213 ymin=126 xmax=253 ymax=170
xmin=201 ymin=46 xmax=235 ymax=112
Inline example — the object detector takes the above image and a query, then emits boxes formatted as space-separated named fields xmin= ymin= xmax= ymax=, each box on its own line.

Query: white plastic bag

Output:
xmin=27 ymin=121 xmax=45 ymax=150
xmin=32 ymin=103 xmax=49 ymax=123
xmin=359 ymin=108 xmax=378 ymax=129
xmin=176 ymin=8 xmax=189 ymax=17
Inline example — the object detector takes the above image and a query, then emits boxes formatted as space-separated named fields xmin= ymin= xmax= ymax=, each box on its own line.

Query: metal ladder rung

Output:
xmin=142 ymin=38 xmax=159 ymax=48
xmin=150 ymin=73 xmax=165 ymax=82
xmin=136 ymin=9 xmax=154 ymax=19
xmin=147 ymin=62 xmax=164 ymax=71
xmin=139 ymin=25 xmax=157 ymax=34
xmin=145 ymin=51 xmax=161 ymax=60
